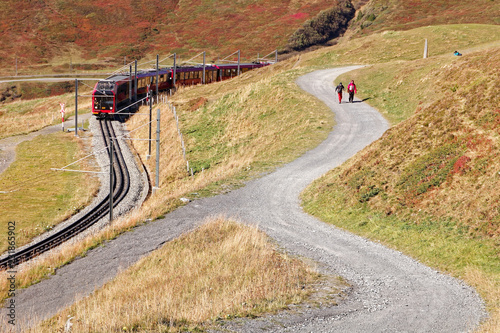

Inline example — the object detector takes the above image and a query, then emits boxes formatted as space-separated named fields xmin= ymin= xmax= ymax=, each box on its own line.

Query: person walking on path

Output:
xmin=348 ymin=80 xmax=357 ymax=103
xmin=335 ymin=82 xmax=345 ymax=104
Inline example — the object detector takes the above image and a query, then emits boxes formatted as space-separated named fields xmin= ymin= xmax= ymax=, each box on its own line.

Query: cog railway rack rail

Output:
xmin=0 ymin=51 xmax=276 ymax=269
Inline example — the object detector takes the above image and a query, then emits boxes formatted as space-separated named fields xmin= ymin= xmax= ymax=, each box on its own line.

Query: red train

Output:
xmin=92 ymin=62 xmax=270 ymax=118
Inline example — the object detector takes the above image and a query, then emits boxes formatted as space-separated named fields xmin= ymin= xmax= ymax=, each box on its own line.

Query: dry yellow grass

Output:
xmin=463 ymin=268 xmax=500 ymax=333
xmin=0 ymin=57 xmax=333 ymax=303
xmin=0 ymin=92 xmax=92 ymax=139
xmin=34 ymin=217 xmax=320 ymax=332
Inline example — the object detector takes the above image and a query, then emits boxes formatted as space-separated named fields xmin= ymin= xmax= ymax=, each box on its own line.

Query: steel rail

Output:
xmin=0 ymin=119 xmax=131 ymax=270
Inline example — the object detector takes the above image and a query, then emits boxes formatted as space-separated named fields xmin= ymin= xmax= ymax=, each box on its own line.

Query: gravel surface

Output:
xmin=1 ymin=67 xmax=486 ymax=332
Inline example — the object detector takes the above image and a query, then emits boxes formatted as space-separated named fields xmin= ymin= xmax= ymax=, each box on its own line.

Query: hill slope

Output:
xmin=1 ymin=0 xmax=498 ymax=74
xmin=0 ymin=0 xmax=336 ymax=73
xmin=350 ymin=0 xmax=500 ymax=36
xmin=302 ymin=44 xmax=500 ymax=331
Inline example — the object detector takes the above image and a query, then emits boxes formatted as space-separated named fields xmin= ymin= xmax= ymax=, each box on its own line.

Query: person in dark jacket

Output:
xmin=335 ymin=82 xmax=345 ymax=104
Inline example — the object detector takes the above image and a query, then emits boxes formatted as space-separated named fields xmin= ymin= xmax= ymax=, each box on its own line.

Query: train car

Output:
xmin=92 ymin=62 xmax=270 ymax=118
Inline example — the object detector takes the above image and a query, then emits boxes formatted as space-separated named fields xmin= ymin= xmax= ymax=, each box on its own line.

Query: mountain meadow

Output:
xmin=0 ymin=0 xmax=499 ymax=331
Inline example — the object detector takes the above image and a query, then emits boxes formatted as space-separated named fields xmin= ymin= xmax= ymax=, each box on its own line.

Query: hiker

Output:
xmin=335 ymin=82 xmax=345 ymax=104
xmin=347 ymin=80 xmax=357 ymax=103
xmin=453 ymin=50 xmax=462 ymax=56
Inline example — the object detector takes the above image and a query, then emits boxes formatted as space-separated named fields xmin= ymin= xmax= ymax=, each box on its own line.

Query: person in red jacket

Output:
xmin=347 ymin=80 xmax=357 ymax=103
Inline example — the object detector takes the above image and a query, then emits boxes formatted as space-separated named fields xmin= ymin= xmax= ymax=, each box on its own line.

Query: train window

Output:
xmin=97 ymin=81 xmax=115 ymax=91
xmin=94 ymin=96 xmax=114 ymax=110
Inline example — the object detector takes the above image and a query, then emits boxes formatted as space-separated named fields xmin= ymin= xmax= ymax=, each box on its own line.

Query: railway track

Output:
xmin=0 ymin=119 xmax=131 ymax=270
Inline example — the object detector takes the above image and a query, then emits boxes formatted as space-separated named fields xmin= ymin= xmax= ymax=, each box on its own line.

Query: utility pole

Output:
xmin=275 ymin=49 xmax=278 ymax=63
xmin=148 ymin=77 xmax=152 ymax=159
xmin=74 ymin=79 xmax=78 ymax=137
xmin=237 ymin=50 xmax=241 ymax=76
xmin=156 ymin=54 xmax=159 ymax=98
xmin=173 ymin=53 xmax=177 ymax=88
xmin=15 ymin=57 xmax=17 ymax=76
xmin=129 ymin=65 xmax=132 ymax=114
xmin=202 ymin=51 xmax=206 ymax=84
xmin=109 ymin=139 xmax=114 ymax=222
xmin=423 ymin=39 xmax=428 ymax=58
xmin=155 ymin=108 xmax=161 ymax=192
xmin=134 ymin=60 xmax=138 ymax=102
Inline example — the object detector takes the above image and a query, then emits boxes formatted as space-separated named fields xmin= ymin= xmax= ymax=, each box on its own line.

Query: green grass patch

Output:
xmin=335 ymin=57 xmax=449 ymax=124
xmin=179 ymin=67 xmax=334 ymax=183
xmin=303 ymin=181 xmax=500 ymax=276
xmin=304 ymin=24 xmax=500 ymax=68
xmin=0 ymin=132 xmax=98 ymax=253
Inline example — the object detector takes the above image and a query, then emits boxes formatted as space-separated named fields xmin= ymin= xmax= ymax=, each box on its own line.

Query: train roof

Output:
xmin=100 ymin=62 xmax=270 ymax=82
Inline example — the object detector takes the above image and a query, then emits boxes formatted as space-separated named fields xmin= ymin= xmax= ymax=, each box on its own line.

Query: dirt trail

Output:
xmin=1 ymin=67 xmax=485 ymax=332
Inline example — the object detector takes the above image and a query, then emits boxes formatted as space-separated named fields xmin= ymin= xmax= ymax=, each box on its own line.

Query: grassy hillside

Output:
xmin=350 ymin=0 xmax=500 ymax=36
xmin=302 ymin=45 xmax=500 ymax=331
xmin=306 ymin=45 xmax=500 ymax=244
xmin=0 ymin=0 xmax=336 ymax=75
xmin=0 ymin=0 xmax=499 ymax=329
xmin=2 ymin=0 xmax=498 ymax=76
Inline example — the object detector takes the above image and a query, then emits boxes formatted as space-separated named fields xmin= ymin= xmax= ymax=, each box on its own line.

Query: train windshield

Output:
xmin=96 ymin=81 xmax=115 ymax=91
xmin=94 ymin=96 xmax=114 ymax=110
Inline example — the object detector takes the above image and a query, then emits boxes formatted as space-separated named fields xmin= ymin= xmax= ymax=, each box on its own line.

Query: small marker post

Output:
xmin=59 ymin=102 xmax=65 ymax=131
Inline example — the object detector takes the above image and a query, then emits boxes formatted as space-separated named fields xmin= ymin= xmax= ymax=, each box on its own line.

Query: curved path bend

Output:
xmin=3 ymin=67 xmax=485 ymax=332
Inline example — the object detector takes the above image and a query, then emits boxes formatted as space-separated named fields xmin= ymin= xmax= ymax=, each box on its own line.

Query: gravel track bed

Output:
xmin=0 ymin=117 xmax=148 ymax=329
xmin=0 ymin=118 xmax=148 ymax=269
xmin=1 ymin=67 xmax=486 ymax=332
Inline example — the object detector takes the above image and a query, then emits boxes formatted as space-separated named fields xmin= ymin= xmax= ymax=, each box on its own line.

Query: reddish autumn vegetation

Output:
xmin=351 ymin=0 xmax=500 ymax=35
xmin=0 ymin=0 xmax=338 ymax=74
xmin=2 ymin=0 xmax=496 ymax=75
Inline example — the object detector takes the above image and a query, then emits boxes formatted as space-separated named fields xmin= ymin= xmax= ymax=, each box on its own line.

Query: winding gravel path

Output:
xmin=3 ymin=67 xmax=485 ymax=332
